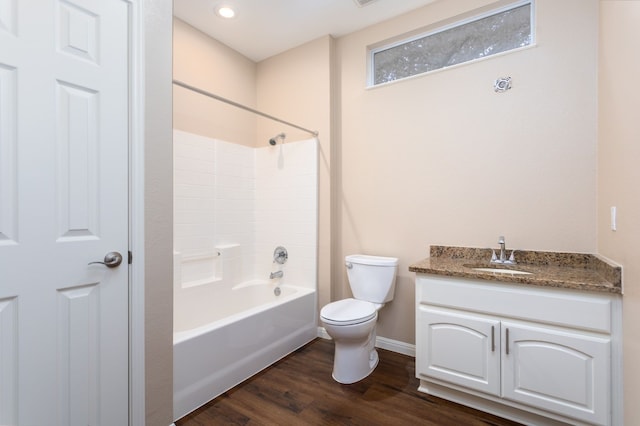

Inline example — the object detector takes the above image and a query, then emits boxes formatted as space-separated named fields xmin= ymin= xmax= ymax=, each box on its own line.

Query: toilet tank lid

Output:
xmin=346 ymin=254 xmax=398 ymax=266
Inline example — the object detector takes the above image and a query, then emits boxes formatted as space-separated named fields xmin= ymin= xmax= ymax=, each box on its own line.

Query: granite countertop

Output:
xmin=409 ymin=246 xmax=622 ymax=294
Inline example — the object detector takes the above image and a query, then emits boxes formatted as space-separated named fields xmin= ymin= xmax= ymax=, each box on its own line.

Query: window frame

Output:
xmin=367 ymin=0 xmax=536 ymax=87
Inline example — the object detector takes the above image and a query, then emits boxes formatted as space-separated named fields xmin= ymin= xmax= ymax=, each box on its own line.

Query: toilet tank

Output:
xmin=345 ymin=254 xmax=398 ymax=304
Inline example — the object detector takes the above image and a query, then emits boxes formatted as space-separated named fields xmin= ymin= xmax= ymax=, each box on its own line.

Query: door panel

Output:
xmin=0 ymin=296 xmax=18 ymax=422
xmin=0 ymin=1 xmax=130 ymax=425
xmin=502 ymin=322 xmax=610 ymax=425
xmin=417 ymin=307 xmax=501 ymax=396
xmin=0 ymin=64 xmax=17 ymax=244
xmin=0 ymin=0 xmax=17 ymax=37
xmin=56 ymin=80 xmax=100 ymax=240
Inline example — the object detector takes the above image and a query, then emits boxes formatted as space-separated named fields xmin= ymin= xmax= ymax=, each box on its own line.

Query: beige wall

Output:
xmin=598 ymin=2 xmax=640 ymax=424
xmin=256 ymin=36 xmax=334 ymax=311
xmin=336 ymin=0 xmax=599 ymax=344
xmin=173 ymin=19 xmax=257 ymax=146
xmin=145 ymin=1 xmax=174 ymax=425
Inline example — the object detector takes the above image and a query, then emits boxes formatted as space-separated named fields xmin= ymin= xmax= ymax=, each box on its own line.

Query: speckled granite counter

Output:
xmin=409 ymin=245 xmax=622 ymax=294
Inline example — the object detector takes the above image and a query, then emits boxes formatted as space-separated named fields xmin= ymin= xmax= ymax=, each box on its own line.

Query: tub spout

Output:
xmin=270 ymin=271 xmax=283 ymax=279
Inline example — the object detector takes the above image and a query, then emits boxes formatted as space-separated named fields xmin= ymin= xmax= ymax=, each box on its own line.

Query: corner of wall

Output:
xmin=255 ymin=36 xmax=334 ymax=311
xmin=145 ymin=0 xmax=174 ymax=424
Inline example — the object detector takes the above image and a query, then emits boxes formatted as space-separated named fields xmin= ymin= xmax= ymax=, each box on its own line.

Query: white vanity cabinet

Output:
xmin=416 ymin=274 xmax=621 ymax=426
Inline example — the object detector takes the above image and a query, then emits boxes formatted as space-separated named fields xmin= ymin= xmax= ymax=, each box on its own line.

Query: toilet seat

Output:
xmin=320 ymin=298 xmax=377 ymax=326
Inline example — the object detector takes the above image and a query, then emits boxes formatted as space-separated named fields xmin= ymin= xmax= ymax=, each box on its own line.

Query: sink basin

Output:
xmin=471 ymin=267 xmax=532 ymax=276
xmin=463 ymin=263 xmax=533 ymax=276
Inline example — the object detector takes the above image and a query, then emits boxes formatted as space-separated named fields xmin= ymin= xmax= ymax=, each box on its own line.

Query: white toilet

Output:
xmin=320 ymin=254 xmax=398 ymax=384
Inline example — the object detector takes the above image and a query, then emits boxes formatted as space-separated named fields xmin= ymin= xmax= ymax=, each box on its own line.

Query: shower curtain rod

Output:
xmin=173 ymin=79 xmax=319 ymax=137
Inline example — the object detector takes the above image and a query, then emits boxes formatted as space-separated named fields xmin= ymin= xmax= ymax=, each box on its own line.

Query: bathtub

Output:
xmin=173 ymin=280 xmax=317 ymax=420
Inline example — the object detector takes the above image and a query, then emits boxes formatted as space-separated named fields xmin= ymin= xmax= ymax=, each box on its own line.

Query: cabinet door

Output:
xmin=417 ymin=307 xmax=500 ymax=396
xmin=502 ymin=322 xmax=610 ymax=425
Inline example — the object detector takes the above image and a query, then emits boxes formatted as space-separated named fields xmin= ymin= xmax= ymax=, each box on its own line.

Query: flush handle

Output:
xmin=88 ymin=251 xmax=123 ymax=268
xmin=345 ymin=262 xmax=353 ymax=269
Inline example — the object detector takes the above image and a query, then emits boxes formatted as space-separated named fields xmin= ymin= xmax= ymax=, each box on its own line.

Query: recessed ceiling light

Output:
xmin=215 ymin=5 xmax=236 ymax=19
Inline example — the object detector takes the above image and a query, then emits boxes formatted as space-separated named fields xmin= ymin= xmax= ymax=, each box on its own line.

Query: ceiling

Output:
xmin=174 ymin=0 xmax=439 ymax=62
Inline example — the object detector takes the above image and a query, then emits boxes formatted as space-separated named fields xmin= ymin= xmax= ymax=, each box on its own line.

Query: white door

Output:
xmin=416 ymin=307 xmax=501 ymax=396
xmin=0 ymin=0 xmax=130 ymax=425
xmin=502 ymin=322 xmax=610 ymax=425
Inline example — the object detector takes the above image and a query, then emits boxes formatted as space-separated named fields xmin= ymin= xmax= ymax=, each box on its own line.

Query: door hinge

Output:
xmin=128 ymin=250 xmax=133 ymax=264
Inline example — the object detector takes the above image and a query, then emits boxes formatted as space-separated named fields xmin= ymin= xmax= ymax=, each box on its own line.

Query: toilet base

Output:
xmin=326 ymin=319 xmax=379 ymax=384
xmin=332 ymin=346 xmax=378 ymax=384
xmin=322 ymin=304 xmax=378 ymax=385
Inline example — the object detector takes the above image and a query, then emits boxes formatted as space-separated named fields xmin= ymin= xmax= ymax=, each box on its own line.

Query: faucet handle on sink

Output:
xmin=491 ymin=250 xmax=498 ymax=262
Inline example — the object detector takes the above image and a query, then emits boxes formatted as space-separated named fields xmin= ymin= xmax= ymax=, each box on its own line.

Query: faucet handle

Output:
xmin=508 ymin=250 xmax=516 ymax=263
xmin=491 ymin=250 xmax=498 ymax=262
xmin=273 ymin=246 xmax=288 ymax=264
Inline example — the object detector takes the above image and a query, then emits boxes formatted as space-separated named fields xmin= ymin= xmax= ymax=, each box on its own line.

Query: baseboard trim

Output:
xmin=316 ymin=327 xmax=415 ymax=357
xmin=376 ymin=335 xmax=416 ymax=357
xmin=316 ymin=326 xmax=332 ymax=340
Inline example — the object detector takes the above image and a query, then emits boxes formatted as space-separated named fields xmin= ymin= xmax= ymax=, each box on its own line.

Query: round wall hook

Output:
xmin=494 ymin=77 xmax=512 ymax=93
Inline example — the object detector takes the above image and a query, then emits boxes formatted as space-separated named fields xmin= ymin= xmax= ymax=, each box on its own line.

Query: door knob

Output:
xmin=89 ymin=251 xmax=123 ymax=268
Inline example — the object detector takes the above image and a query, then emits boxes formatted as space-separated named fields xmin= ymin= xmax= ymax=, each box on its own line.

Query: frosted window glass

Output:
xmin=372 ymin=3 xmax=532 ymax=85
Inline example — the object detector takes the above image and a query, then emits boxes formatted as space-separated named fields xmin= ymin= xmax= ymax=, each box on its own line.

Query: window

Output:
xmin=370 ymin=1 xmax=534 ymax=86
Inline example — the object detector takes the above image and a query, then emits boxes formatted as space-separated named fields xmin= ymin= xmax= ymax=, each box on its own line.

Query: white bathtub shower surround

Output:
xmin=173 ymin=131 xmax=218 ymax=257
xmin=173 ymin=244 xmax=241 ymax=290
xmin=173 ymin=281 xmax=316 ymax=420
xmin=214 ymin=139 xmax=257 ymax=278
xmin=254 ymin=139 xmax=318 ymax=286
xmin=173 ymin=280 xmax=314 ymax=341
xmin=172 ymin=130 xmax=318 ymax=420
xmin=173 ymin=129 xmax=318 ymax=288
xmin=174 ymin=130 xmax=255 ymax=284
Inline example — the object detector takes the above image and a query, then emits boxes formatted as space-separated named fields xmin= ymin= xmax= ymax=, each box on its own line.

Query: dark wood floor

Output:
xmin=176 ymin=338 xmax=522 ymax=426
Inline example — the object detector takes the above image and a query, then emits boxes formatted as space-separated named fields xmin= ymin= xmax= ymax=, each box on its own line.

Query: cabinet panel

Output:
xmin=417 ymin=275 xmax=612 ymax=333
xmin=417 ymin=307 xmax=500 ymax=396
xmin=502 ymin=322 xmax=610 ymax=425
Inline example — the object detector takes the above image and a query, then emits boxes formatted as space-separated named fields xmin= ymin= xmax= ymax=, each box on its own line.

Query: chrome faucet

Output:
xmin=491 ymin=235 xmax=516 ymax=264
xmin=498 ymin=235 xmax=506 ymax=262
xmin=270 ymin=270 xmax=283 ymax=279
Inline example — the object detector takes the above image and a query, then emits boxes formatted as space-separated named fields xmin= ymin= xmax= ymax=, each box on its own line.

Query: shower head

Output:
xmin=269 ymin=133 xmax=286 ymax=146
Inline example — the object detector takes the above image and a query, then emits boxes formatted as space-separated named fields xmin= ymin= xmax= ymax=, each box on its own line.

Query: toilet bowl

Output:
xmin=321 ymin=298 xmax=379 ymax=384
xmin=320 ymin=254 xmax=398 ymax=384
